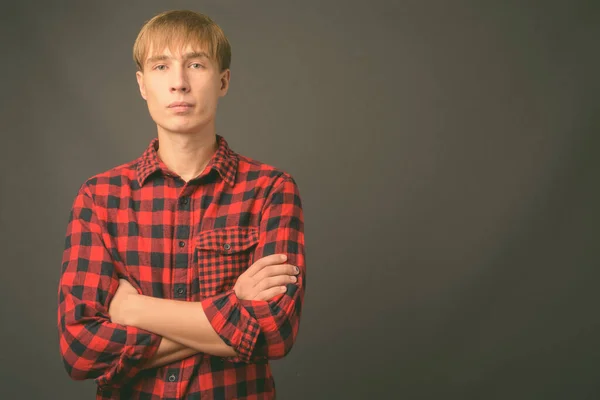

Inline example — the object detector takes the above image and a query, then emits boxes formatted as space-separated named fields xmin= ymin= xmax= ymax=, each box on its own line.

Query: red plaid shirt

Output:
xmin=57 ymin=135 xmax=306 ymax=399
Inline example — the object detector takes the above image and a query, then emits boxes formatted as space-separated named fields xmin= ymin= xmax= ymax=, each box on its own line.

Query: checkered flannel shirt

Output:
xmin=57 ymin=135 xmax=306 ymax=399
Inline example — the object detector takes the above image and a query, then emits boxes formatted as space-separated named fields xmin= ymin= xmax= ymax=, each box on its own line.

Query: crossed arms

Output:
xmin=57 ymin=175 xmax=306 ymax=389
xmin=108 ymin=253 xmax=300 ymax=369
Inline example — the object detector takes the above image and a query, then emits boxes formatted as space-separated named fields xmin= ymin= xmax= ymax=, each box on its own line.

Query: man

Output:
xmin=57 ymin=9 xmax=306 ymax=400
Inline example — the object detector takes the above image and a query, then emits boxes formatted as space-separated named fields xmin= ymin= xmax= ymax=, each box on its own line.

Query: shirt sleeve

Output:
xmin=200 ymin=174 xmax=306 ymax=363
xmin=57 ymin=183 xmax=162 ymax=388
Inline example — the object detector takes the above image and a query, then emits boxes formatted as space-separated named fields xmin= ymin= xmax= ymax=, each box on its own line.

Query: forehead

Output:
xmin=142 ymin=27 xmax=215 ymax=60
xmin=145 ymin=42 xmax=210 ymax=58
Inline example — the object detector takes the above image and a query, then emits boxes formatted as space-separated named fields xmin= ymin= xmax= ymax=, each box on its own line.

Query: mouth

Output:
xmin=168 ymin=102 xmax=194 ymax=112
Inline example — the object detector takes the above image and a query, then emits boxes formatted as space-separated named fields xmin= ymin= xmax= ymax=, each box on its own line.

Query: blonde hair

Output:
xmin=133 ymin=10 xmax=231 ymax=72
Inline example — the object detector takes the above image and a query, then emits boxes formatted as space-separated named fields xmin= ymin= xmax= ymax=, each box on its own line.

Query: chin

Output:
xmin=159 ymin=120 xmax=208 ymax=135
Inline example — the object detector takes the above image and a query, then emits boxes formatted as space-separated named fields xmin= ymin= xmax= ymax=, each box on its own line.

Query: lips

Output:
xmin=168 ymin=101 xmax=193 ymax=108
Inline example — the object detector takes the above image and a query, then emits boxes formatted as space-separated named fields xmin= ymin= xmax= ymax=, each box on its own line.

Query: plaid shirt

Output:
xmin=57 ymin=135 xmax=306 ymax=399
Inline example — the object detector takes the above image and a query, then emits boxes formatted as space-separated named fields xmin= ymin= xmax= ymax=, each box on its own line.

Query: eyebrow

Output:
xmin=145 ymin=51 xmax=210 ymax=65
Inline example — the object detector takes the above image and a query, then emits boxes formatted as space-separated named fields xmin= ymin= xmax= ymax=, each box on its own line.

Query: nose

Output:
xmin=169 ymin=67 xmax=190 ymax=93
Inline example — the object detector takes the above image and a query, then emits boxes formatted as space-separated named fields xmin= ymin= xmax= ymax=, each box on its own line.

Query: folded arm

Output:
xmin=107 ymin=175 xmax=306 ymax=364
xmin=116 ymin=253 xmax=299 ymax=361
xmin=140 ymin=337 xmax=198 ymax=370
xmin=57 ymin=184 xmax=164 ymax=388
xmin=201 ymin=175 xmax=306 ymax=362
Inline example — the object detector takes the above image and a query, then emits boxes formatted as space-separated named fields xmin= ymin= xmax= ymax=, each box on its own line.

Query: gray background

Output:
xmin=1 ymin=0 xmax=599 ymax=399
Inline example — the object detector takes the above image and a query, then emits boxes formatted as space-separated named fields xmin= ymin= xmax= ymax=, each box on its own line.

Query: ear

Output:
xmin=218 ymin=69 xmax=230 ymax=97
xmin=136 ymin=71 xmax=147 ymax=100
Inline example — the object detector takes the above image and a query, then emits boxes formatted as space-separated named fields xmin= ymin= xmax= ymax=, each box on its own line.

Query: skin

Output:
xmin=135 ymin=43 xmax=229 ymax=181
xmin=107 ymin=42 xmax=299 ymax=369
xmin=110 ymin=255 xmax=299 ymax=368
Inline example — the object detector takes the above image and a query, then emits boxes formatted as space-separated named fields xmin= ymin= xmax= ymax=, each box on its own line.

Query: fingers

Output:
xmin=256 ymin=274 xmax=297 ymax=293
xmin=252 ymin=268 xmax=299 ymax=301
xmin=235 ymin=254 xmax=300 ymax=301
xmin=255 ymin=285 xmax=288 ymax=301
xmin=246 ymin=254 xmax=287 ymax=276
xmin=253 ymin=263 xmax=299 ymax=282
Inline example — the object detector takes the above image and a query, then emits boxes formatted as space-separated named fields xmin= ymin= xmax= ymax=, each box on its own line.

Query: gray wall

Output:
xmin=1 ymin=1 xmax=599 ymax=399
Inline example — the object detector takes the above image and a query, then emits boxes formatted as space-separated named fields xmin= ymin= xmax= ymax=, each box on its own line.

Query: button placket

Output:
xmin=173 ymin=188 xmax=193 ymax=310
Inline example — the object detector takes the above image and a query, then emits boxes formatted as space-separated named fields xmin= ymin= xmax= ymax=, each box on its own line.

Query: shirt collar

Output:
xmin=135 ymin=134 xmax=238 ymax=187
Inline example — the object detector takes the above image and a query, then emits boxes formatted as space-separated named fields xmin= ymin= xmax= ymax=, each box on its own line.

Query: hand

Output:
xmin=233 ymin=254 xmax=300 ymax=301
xmin=108 ymin=279 xmax=139 ymax=325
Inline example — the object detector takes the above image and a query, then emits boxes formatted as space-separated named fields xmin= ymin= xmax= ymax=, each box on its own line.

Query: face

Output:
xmin=136 ymin=43 xmax=230 ymax=135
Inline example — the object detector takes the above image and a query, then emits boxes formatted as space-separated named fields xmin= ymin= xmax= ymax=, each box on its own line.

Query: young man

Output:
xmin=57 ymin=10 xmax=306 ymax=399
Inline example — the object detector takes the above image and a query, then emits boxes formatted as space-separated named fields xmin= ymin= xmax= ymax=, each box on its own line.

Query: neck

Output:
xmin=156 ymin=128 xmax=218 ymax=182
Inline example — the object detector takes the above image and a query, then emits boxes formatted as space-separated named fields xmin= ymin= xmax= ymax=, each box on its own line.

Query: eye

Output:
xmin=154 ymin=64 xmax=167 ymax=71
xmin=190 ymin=63 xmax=204 ymax=69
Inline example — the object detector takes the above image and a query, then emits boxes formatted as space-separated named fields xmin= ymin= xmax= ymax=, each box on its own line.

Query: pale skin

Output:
xmin=109 ymin=43 xmax=299 ymax=369
xmin=109 ymin=254 xmax=299 ymax=369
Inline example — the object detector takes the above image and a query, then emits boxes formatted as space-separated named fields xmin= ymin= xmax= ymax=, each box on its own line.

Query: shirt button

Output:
xmin=168 ymin=374 xmax=177 ymax=382
xmin=177 ymin=287 xmax=184 ymax=295
xmin=223 ymin=243 xmax=231 ymax=251
xmin=180 ymin=197 xmax=188 ymax=205
xmin=179 ymin=241 xmax=186 ymax=248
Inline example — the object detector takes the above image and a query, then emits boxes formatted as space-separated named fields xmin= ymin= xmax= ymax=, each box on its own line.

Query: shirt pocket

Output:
xmin=194 ymin=226 xmax=260 ymax=298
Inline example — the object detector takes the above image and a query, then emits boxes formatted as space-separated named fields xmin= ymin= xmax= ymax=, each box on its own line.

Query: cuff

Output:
xmin=200 ymin=289 xmax=261 ymax=363
xmin=96 ymin=325 xmax=162 ymax=388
